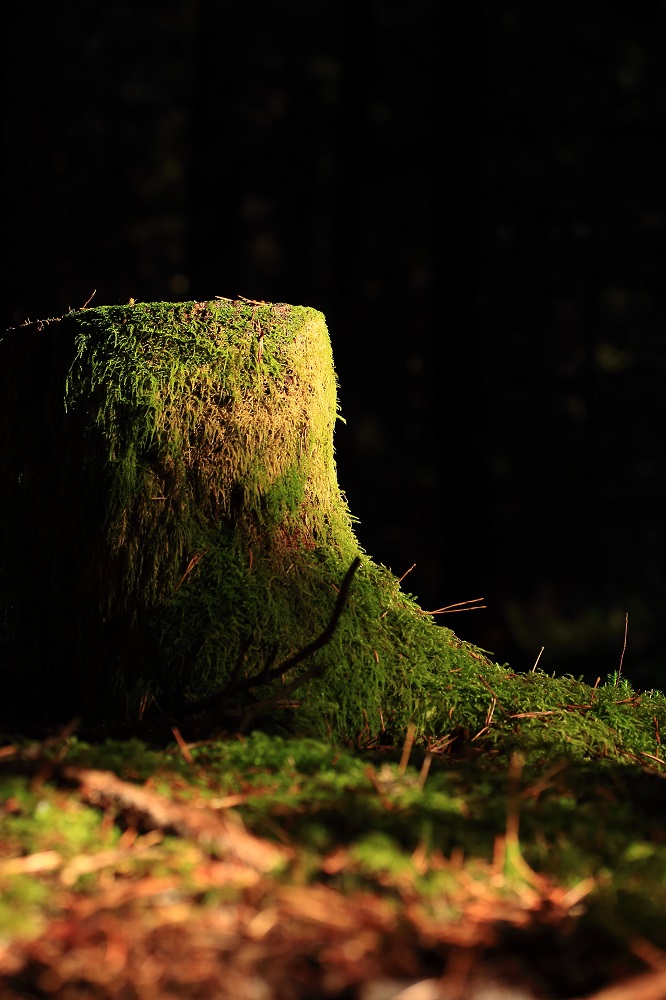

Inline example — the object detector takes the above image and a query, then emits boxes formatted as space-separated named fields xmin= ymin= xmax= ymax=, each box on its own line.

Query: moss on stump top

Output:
xmin=1 ymin=300 xmax=665 ymax=768
xmin=64 ymin=299 xmax=358 ymax=607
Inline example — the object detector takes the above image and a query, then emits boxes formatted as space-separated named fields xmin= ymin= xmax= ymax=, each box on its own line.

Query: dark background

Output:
xmin=3 ymin=1 xmax=665 ymax=687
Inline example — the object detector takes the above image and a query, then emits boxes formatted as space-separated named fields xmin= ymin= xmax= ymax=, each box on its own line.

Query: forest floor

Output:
xmin=1 ymin=727 xmax=666 ymax=1000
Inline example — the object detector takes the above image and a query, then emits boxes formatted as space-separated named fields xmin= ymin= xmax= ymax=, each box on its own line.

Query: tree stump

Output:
xmin=1 ymin=300 xmax=479 ymax=735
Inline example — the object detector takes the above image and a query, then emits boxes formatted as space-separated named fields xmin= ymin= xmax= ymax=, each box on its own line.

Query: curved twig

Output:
xmin=238 ymin=556 xmax=362 ymax=731
xmin=175 ymin=557 xmax=362 ymax=735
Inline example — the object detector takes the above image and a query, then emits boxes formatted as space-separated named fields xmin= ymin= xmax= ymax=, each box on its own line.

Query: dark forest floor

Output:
xmin=1 ymin=730 xmax=666 ymax=999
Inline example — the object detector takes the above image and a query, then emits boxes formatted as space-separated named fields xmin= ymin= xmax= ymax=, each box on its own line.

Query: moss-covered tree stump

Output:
xmin=2 ymin=300 xmax=664 ymax=762
xmin=0 ymin=300 xmax=469 ymax=731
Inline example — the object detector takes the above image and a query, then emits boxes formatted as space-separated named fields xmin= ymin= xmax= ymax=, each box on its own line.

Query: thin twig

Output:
xmin=421 ymin=597 xmax=486 ymax=615
xmin=246 ymin=557 xmax=361 ymax=688
xmin=398 ymin=563 xmax=416 ymax=584
xmin=238 ymin=557 xmax=362 ymax=731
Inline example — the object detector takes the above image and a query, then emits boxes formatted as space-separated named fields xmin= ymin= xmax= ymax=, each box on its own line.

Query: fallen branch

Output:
xmin=61 ymin=766 xmax=289 ymax=873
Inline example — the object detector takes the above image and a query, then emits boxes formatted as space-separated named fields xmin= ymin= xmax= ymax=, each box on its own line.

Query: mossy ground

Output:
xmin=1 ymin=726 xmax=665 ymax=997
